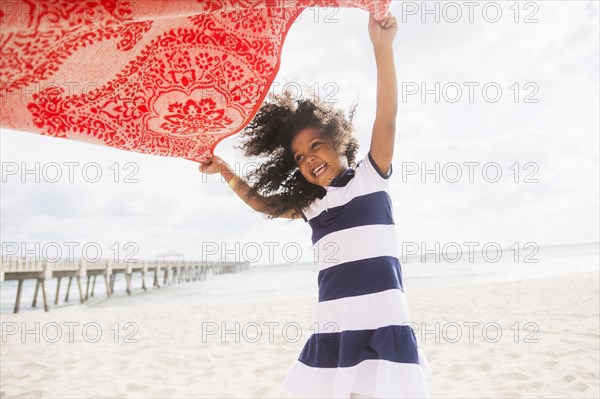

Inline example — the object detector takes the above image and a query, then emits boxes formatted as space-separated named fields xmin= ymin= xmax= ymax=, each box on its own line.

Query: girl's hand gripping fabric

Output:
xmin=368 ymin=12 xmax=399 ymax=49
xmin=198 ymin=155 xmax=230 ymax=176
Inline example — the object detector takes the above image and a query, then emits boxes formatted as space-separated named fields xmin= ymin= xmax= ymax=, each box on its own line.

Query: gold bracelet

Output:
xmin=228 ymin=175 xmax=241 ymax=189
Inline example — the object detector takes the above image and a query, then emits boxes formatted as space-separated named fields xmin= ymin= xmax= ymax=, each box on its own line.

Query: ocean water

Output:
xmin=1 ymin=242 xmax=598 ymax=315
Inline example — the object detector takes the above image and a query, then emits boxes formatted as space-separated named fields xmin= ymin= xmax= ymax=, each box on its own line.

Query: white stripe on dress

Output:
xmin=314 ymin=224 xmax=399 ymax=271
xmin=315 ymin=289 xmax=412 ymax=332
xmin=282 ymin=355 xmax=432 ymax=399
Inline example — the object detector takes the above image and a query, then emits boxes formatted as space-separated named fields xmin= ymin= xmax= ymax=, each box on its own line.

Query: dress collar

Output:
xmin=327 ymin=167 xmax=355 ymax=188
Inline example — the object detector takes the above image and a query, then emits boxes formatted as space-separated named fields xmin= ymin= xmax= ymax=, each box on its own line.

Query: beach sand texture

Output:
xmin=1 ymin=271 xmax=598 ymax=398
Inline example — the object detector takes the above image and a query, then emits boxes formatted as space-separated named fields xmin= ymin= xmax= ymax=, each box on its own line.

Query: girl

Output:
xmin=199 ymin=12 xmax=431 ymax=399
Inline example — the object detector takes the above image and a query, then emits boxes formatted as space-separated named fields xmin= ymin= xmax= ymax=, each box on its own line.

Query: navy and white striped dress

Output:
xmin=282 ymin=151 xmax=432 ymax=398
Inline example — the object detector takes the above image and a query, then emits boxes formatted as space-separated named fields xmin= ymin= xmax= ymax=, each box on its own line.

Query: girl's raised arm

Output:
xmin=198 ymin=155 xmax=301 ymax=219
xmin=367 ymin=12 xmax=399 ymax=176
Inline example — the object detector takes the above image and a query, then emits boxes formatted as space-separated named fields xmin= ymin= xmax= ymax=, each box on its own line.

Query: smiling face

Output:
xmin=290 ymin=127 xmax=349 ymax=187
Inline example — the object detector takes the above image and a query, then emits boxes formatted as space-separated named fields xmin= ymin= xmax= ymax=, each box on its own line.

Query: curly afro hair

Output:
xmin=236 ymin=89 xmax=359 ymax=219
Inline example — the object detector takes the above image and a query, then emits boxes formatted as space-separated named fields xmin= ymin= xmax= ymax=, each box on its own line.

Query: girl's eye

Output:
xmin=295 ymin=142 xmax=320 ymax=162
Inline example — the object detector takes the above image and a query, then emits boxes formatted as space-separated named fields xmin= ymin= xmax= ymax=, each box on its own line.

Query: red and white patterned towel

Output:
xmin=1 ymin=0 xmax=391 ymax=163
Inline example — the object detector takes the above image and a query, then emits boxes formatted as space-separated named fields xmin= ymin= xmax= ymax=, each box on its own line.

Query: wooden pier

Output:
xmin=0 ymin=258 xmax=249 ymax=313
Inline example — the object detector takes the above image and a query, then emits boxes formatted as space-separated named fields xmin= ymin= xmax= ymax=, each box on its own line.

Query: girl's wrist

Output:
xmin=221 ymin=168 xmax=244 ymax=191
xmin=220 ymin=166 xmax=235 ymax=184
xmin=373 ymin=42 xmax=393 ymax=54
xmin=227 ymin=175 xmax=241 ymax=189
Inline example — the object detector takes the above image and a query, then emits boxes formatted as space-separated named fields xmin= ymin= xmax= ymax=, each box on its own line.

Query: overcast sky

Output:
xmin=1 ymin=1 xmax=598 ymax=265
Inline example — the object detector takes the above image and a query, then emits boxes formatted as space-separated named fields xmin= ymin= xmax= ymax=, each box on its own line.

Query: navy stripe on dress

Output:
xmin=298 ymin=325 xmax=420 ymax=368
xmin=309 ymin=191 xmax=394 ymax=244
xmin=318 ymin=256 xmax=404 ymax=302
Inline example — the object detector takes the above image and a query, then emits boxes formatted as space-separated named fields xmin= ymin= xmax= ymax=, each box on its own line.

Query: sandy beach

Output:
xmin=1 ymin=270 xmax=598 ymax=398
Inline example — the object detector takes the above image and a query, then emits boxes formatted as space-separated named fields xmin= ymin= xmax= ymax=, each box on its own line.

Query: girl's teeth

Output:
xmin=314 ymin=165 xmax=325 ymax=176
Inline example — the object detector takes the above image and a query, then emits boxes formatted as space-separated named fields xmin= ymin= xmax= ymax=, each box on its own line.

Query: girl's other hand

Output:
xmin=198 ymin=155 xmax=229 ymax=175
xmin=368 ymin=12 xmax=398 ymax=48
